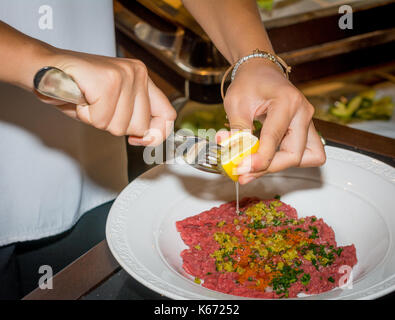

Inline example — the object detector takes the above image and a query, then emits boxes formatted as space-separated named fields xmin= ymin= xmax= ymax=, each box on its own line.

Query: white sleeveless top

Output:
xmin=0 ymin=0 xmax=128 ymax=246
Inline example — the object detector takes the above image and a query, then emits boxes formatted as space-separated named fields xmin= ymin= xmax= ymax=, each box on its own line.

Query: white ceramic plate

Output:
xmin=106 ymin=146 xmax=395 ymax=300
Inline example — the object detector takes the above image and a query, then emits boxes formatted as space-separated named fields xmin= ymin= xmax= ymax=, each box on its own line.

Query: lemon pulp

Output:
xmin=219 ymin=131 xmax=259 ymax=182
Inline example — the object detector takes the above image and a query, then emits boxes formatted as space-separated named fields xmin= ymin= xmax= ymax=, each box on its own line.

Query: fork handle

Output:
xmin=34 ymin=67 xmax=88 ymax=105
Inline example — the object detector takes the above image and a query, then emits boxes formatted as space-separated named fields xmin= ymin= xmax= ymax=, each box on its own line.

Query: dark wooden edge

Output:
xmin=22 ymin=240 xmax=120 ymax=300
xmin=281 ymin=28 xmax=395 ymax=66
xmin=313 ymin=118 xmax=395 ymax=159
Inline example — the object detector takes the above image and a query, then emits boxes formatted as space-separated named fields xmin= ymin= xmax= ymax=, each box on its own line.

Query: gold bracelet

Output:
xmin=220 ymin=49 xmax=291 ymax=100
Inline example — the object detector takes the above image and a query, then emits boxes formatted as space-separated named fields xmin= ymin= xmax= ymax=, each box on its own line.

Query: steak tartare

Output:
xmin=176 ymin=197 xmax=357 ymax=298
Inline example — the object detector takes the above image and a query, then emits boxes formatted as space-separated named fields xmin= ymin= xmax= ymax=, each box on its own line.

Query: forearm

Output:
xmin=0 ymin=21 xmax=55 ymax=90
xmin=182 ymin=0 xmax=274 ymax=64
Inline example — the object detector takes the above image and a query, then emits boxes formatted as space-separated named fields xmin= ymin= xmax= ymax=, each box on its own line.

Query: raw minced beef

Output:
xmin=176 ymin=197 xmax=357 ymax=298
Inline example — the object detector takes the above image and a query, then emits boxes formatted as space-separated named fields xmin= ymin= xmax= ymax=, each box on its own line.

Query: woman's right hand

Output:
xmin=37 ymin=49 xmax=177 ymax=146
xmin=217 ymin=58 xmax=326 ymax=184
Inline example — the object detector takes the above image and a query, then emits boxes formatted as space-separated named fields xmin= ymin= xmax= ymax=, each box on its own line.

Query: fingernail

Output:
xmin=241 ymin=176 xmax=256 ymax=185
xmin=128 ymin=136 xmax=143 ymax=146
xmin=234 ymin=165 xmax=252 ymax=175
xmin=129 ymin=141 xmax=143 ymax=146
xmin=235 ymin=158 xmax=253 ymax=175
xmin=143 ymin=136 xmax=153 ymax=143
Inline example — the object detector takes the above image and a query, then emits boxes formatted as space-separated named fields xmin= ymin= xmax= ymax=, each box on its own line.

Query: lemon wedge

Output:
xmin=219 ymin=131 xmax=259 ymax=181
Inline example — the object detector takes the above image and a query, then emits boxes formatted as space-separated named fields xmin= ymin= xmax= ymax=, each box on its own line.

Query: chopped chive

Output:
xmin=273 ymin=219 xmax=282 ymax=226
xmin=300 ymin=273 xmax=311 ymax=286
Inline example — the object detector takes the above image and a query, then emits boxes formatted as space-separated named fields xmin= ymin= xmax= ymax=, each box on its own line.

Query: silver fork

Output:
xmin=174 ymin=131 xmax=224 ymax=174
xmin=34 ymin=67 xmax=87 ymax=105
xmin=34 ymin=67 xmax=225 ymax=175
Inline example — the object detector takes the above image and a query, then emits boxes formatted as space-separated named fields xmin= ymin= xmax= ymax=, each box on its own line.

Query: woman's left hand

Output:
xmin=219 ymin=58 xmax=326 ymax=185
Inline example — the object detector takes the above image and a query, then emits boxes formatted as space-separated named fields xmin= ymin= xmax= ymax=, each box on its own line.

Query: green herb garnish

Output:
xmin=335 ymin=248 xmax=343 ymax=257
xmin=248 ymin=219 xmax=266 ymax=230
xmin=308 ymin=226 xmax=319 ymax=239
xmin=300 ymin=273 xmax=311 ymax=286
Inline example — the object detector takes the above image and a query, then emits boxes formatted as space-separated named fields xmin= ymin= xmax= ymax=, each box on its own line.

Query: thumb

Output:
xmin=224 ymin=101 xmax=254 ymax=131
xmin=227 ymin=114 xmax=253 ymax=131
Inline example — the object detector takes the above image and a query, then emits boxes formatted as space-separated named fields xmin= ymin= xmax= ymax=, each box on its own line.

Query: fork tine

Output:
xmin=176 ymin=132 xmax=224 ymax=174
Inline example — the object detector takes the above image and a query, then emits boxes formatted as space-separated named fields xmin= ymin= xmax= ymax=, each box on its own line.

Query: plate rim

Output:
xmin=106 ymin=146 xmax=395 ymax=300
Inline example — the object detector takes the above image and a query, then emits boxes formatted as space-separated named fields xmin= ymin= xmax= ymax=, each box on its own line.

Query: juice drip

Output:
xmin=235 ymin=181 xmax=240 ymax=215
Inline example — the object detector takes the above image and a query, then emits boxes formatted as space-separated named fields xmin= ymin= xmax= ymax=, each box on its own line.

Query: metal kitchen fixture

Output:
xmin=114 ymin=0 xmax=395 ymax=88
xmin=114 ymin=0 xmax=228 ymax=85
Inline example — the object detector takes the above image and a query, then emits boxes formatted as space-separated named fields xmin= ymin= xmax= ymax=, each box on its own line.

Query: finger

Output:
xmin=34 ymin=90 xmax=80 ymax=118
xmin=259 ymin=105 xmax=310 ymax=173
xmin=126 ymin=70 xmax=151 ymax=137
xmin=34 ymin=90 xmax=71 ymax=106
xmin=238 ymin=124 xmax=325 ymax=184
xmin=128 ymin=136 xmax=149 ymax=146
xmin=129 ymin=116 xmax=173 ymax=147
xmin=56 ymin=103 xmax=78 ymax=119
xmin=299 ymin=121 xmax=326 ymax=167
xmin=105 ymin=80 xmax=135 ymax=136
xmin=74 ymin=104 xmax=90 ymax=123
xmin=80 ymin=72 xmax=121 ymax=130
xmin=126 ymin=91 xmax=150 ymax=137
xmin=128 ymin=79 xmax=176 ymax=146
xmin=224 ymin=94 xmax=254 ymax=131
xmin=238 ymin=100 xmax=293 ymax=174
xmin=145 ymin=79 xmax=176 ymax=142
xmin=239 ymin=173 xmax=257 ymax=185
xmin=147 ymin=79 xmax=177 ymax=122
xmin=238 ymin=121 xmax=325 ymax=182
xmin=216 ymin=128 xmax=247 ymax=145
xmin=215 ymin=129 xmax=231 ymax=144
